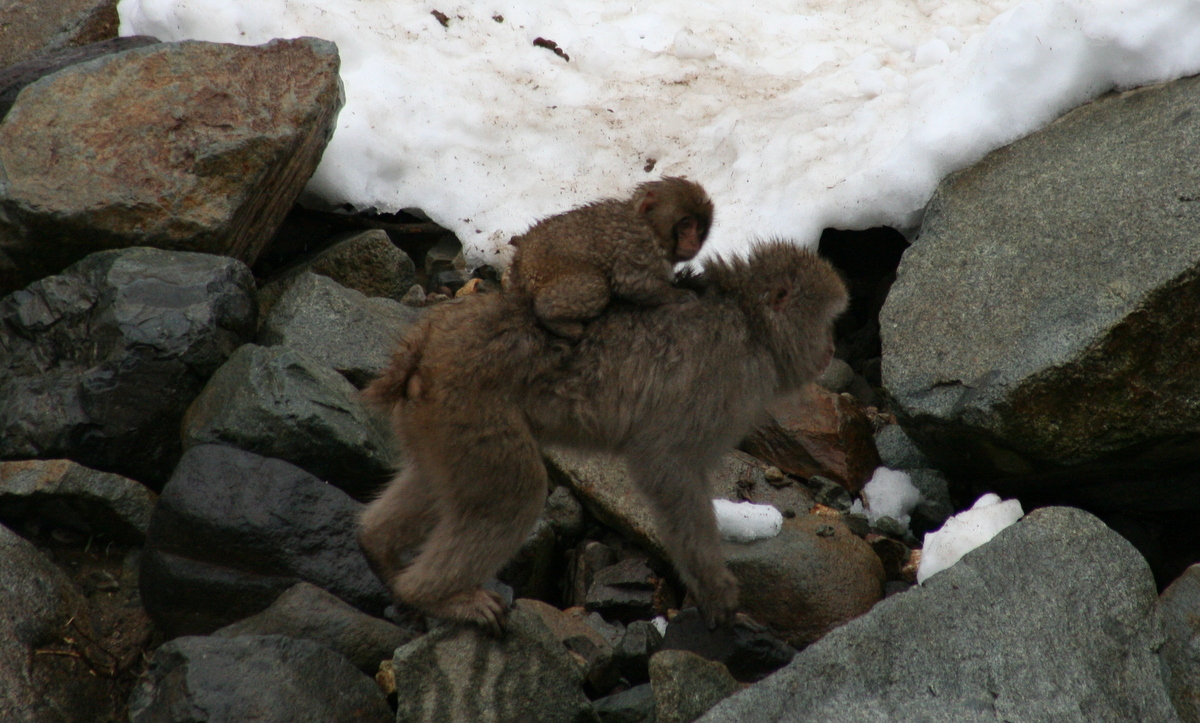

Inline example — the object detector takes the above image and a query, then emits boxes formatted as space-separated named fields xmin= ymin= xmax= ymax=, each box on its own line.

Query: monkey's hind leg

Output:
xmin=390 ymin=413 xmax=549 ymax=634
xmin=630 ymin=455 xmax=739 ymax=629
xmin=358 ymin=466 xmax=438 ymax=587
xmin=533 ymin=272 xmax=610 ymax=341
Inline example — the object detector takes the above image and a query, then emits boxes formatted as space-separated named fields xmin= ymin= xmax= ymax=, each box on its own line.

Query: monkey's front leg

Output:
xmin=629 ymin=456 xmax=739 ymax=629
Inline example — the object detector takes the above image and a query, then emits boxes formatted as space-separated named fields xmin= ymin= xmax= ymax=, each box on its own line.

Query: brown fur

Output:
xmin=360 ymin=240 xmax=848 ymax=633
xmin=504 ymin=177 xmax=714 ymax=340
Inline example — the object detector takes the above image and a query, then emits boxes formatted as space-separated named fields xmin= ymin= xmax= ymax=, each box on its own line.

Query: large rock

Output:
xmin=391 ymin=604 xmax=597 ymax=723
xmin=1 ymin=36 xmax=160 ymax=120
xmin=0 ymin=247 xmax=256 ymax=486
xmin=140 ymin=445 xmax=391 ymax=637
xmin=213 ymin=581 xmax=417 ymax=676
xmin=0 ymin=523 xmax=109 ymax=723
xmin=1159 ymin=564 xmax=1200 ymax=723
xmin=0 ymin=459 xmax=156 ymax=543
xmin=0 ymin=37 xmax=343 ymax=293
xmin=0 ymin=0 xmax=118 ymax=69
xmin=700 ymin=508 xmax=1178 ymax=722
xmin=881 ymin=73 xmax=1200 ymax=504
xmin=649 ymin=650 xmax=742 ymax=723
xmin=741 ymin=385 xmax=879 ymax=494
xmin=128 ymin=634 xmax=392 ymax=723
xmin=722 ymin=514 xmax=882 ymax=649
xmin=260 ymin=271 xmax=423 ymax=388
xmin=181 ymin=343 xmax=396 ymax=499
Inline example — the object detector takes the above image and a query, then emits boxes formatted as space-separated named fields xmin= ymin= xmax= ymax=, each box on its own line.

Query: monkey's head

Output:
xmin=706 ymin=239 xmax=848 ymax=390
xmin=635 ymin=177 xmax=714 ymax=262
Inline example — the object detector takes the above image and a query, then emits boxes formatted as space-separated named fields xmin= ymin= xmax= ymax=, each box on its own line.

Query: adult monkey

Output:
xmin=360 ymin=240 xmax=848 ymax=633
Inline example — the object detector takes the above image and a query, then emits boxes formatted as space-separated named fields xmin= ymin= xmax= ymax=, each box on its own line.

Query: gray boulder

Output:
xmin=260 ymin=271 xmax=423 ymax=387
xmin=0 ymin=523 xmax=108 ymax=723
xmin=1159 ymin=564 xmax=1200 ymax=722
xmin=0 ymin=37 xmax=342 ymax=293
xmin=181 ymin=343 xmax=396 ymax=499
xmin=391 ymin=604 xmax=597 ymax=723
xmin=0 ymin=247 xmax=256 ymax=486
xmin=0 ymin=459 xmax=156 ymax=543
xmin=128 ymin=634 xmax=391 ymax=723
xmin=213 ymin=581 xmax=417 ymax=676
xmin=881 ymin=73 xmax=1200 ymax=504
xmin=140 ymin=444 xmax=390 ymax=637
xmin=650 ymin=650 xmax=741 ymax=723
xmin=700 ymin=507 xmax=1178 ymax=723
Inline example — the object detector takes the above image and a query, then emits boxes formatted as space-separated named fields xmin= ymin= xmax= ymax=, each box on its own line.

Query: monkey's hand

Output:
xmin=697 ymin=569 xmax=740 ymax=630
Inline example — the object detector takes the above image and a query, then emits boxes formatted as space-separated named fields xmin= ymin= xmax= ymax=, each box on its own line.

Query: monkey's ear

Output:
xmin=637 ymin=190 xmax=659 ymax=216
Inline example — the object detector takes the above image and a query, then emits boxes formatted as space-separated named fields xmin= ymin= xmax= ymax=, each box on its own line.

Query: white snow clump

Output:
xmin=851 ymin=467 xmax=924 ymax=527
xmin=713 ymin=499 xmax=783 ymax=543
xmin=917 ymin=493 xmax=1024 ymax=584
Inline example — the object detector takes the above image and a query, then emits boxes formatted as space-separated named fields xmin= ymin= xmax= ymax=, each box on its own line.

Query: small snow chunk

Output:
xmin=914 ymin=38 xmax=951 ymax=66
xmin=650 ymin=615 xmax=668 ymax=637
xmin=858 ymin=467 xmax=923 ymax=526
xmin=713 ymin=499 xmax=783 ymax=543
xmin=917 ymin=493 xmax=1024 ymax=584
xmin=937 ymin=26 xmax=965 ymax=50
xmin=672 ymin=30 xmax=716 ymax=60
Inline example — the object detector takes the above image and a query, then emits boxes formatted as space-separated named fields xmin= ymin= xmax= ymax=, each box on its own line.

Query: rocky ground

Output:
xmin=3 ymin=3 xmax=1200 ymax=723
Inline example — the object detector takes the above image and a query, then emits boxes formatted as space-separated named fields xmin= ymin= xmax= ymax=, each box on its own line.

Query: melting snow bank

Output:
xmin=917 ymin=493 xmax=1024 ymax=584
xmin=714 ymin=499 xmax=783 ymax=543
xmin=118 ymin=0 xmax=1200 ymax=266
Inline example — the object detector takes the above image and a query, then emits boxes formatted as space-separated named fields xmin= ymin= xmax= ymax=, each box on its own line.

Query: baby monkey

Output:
xmin=505 ymin=176 xmax=713 ymax=340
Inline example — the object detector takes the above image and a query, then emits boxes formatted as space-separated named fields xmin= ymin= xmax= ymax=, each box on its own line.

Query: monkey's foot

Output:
xmin=429 ymin=588 xmax=509 ymax=636
xmin=696 ymin=570 xmax=740 ymax=630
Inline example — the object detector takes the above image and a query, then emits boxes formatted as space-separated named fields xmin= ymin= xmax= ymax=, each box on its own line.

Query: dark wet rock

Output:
xmin=546 ymin=484 xmax=587 ymax=539
xmin=0 ymin=459 xmax=156 ymax=543
xmin=0 ymin=523 xmax=109 ymax=723
xmin=568 ymin=541 xmax=619 ymax=608
xmin=499 ymin=517 xmax=559 ymax=601
xmin=390 ymin=604 xmax=596 ymax=723
xmin=815 ymin=358 xmax=854 ymax=393
xmin=213 ymin=581 xmax=418 ymax=676
xmin=660 ymin=609 xmax=793 ymax=683
xmin=587 ymin=557 xmax=659 ymax=623
xmin=128 ymin=634 xmax=391 ymax=723
xmin=0 ymin=247 xmax=256 ymax=486
xmin=0 ymin=0 xmax=119 ymax=69
xmin=650 ymin=649 xmax=741 ymax=723
xmin=594 ymin=683 xmax=655 ymax=723
xmin=257 ymin=228 xmax=418 ymax=315
xmin=0 ymin=36 xmax=160 ymax=120
xmin=260 ymin=271 xmax=422 ymax=387
xmin=1159 ymin=563 xmax=1200 ymax=722
xmin=614 ymin=619 xmax=664 ymax=684
xmin=181 ymin=343 xmax=396 ymax=499
xmin=423 ymin=235 xmax=465 ymax=276
xmin=0 ymin=38 xmax=342 ymax=293
xmin=881 ymin=73 xmax=1200 ymax=506
xmin=724 ymin=514 xmax=883 ymax=649
xmin=741 ymin=385 xmax=879 ymax=494
xmin=873 ymin=424 xmax=930 ymax=470
xmin=806 ymin=475 xmax=852 ymax=513
xmin=700 ymin=507 xmax=1177 ymax=722
xmin=140 ymin=445 xmax=390 ymax=637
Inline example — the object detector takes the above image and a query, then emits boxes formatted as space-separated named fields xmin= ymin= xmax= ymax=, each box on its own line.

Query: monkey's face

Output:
xmin=672 ymin=216 xmax=707 ymax=261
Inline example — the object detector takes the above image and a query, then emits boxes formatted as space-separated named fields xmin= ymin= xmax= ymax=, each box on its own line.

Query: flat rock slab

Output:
xmin=0 ymin=37 xmax=342 ymax=293
xmin=0 ymin=459 xmax=156 ymax=543
xmin=391 ymin=604 xmax=595 ymax=723
xmin=140 ymin=444 xmax=390 ymax=637
xmin=700 ymin=507 xmax=1177 ymax=723
xmin=881 ymin=73 xmax=1200 ymax=493
xmin=0 ymin=247 xmax=256 ymax=486
xmin=182 ymin=343 xmax=396 ymax=499
xmin=128 ymin=634 xmax=392 ymax=723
